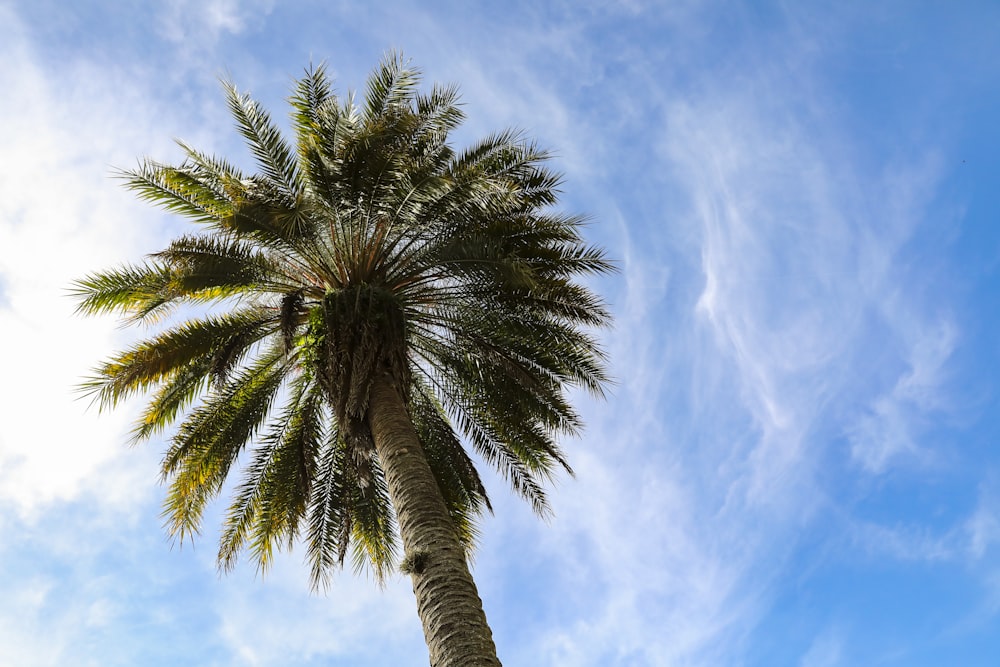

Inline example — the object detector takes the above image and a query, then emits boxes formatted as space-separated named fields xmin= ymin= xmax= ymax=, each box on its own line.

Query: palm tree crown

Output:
xmin=74 ymin=53 xmax=611 ymax=664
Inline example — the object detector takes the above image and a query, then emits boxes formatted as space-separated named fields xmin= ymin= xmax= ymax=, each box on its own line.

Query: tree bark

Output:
xmin=367 ymin=370 xmax=502 ymax=667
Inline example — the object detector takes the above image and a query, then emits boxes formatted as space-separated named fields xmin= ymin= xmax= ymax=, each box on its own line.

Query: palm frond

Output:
xmin=290 ymin=62 xmax=335 ymax=139
xmin=71 ymin=261 xmax=176 ymax=320
xmin=218 ymin=373 xmax=325 ymax=573
xmin=160 ymin=345 xmax=290 ymax=543
xmin=224 ymin=80 xmax=301 ymax=198
xmin=347 ymin=457 xmax=398 ymax=582
xmin=129 ymin=358 xmax=211 ymax=444
xmin=117 ymin=160 xmax=234 ymax=226
xmin=306 ymin=426 xmax=350 ymax=591
xmin=362 ymin=51 xmax=419 ymax=122
xmin=80 ymin=308 xmax=277 ymax=410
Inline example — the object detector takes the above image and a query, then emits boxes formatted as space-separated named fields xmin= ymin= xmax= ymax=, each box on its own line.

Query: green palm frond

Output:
xmin=153 ymin=233 xmax=300 ymax=294
xmin=161 ymin=345 xmax=290 ymax=543
xmin=71 ymin=261 xmax=177 ymax=321
xmin=175 ymin=140 xmax=247 ymax=188
xmin=363 ymin=51 xmax=419 ymax=123
xmin=81 ymin=307 xmax=277 ymax=410
xmin=117 ymin=160 xmax=234 ymax=226
xmin=306 ymin=426 xmax=350 ymax=590
xmin=290 ymin=63 xmax=335 ymax=139
xmin=347 ymin=454 xmax=398 ymax=581
xmin=129 ymin=358 xmax=211 ymax=444
xmin=72 ymin=240 xmax=275 ymax=325
xmin=224 ymin=80 xmax=301 ymax=198
xmin=218 ymin=372 xmax=325 ymax=574
xmin=413 ymin=83 xmax=464 ymax=148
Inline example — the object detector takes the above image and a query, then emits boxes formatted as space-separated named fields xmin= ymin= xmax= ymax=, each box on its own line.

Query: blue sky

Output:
xmin=2 ymin=1 xmax=999 ymax=665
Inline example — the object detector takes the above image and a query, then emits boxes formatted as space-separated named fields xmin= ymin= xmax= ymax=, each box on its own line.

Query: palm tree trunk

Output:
xmin=368 ymin=370 xmax=502 ymax=667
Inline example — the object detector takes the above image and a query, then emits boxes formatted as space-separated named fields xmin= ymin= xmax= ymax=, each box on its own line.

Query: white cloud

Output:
xmin=799 ymin=626 xmax=844 ymax=667
xmin=0 ymin=6 xmax=193 ymax=516
xmin=212 ymin=552 xmax=426 ymax=666
xmin=849 ymin=519 xmax=957 ymax=563
xmin=965 ymin=480 xmax=1000 ymax=562
xmin=157 ymin=0 xmax=276 ymax=44
xmin=0 ymin=576 xmax=62 ymax=667
xmin=849 ymin=318 xmax=956 ymax=473
xmin=831 ymin=477 xmax=998 ymax=596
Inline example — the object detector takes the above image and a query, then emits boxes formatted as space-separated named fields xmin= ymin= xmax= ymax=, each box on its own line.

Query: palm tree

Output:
xmin=73 ymin=53 xmax=612 ymax=667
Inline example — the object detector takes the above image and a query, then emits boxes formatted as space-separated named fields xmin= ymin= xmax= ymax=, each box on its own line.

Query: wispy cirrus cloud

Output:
xmin=157 ymin=0 xmax=276 ymax=44
xmin=849 ymin=318 xmax=956 ymax=473
xmin=799 ymin=626 xmax=845 ymax=667
xmin=482 ymin=4 xmax=969 ymax=664
xmin=211 ymin=551 xmax=427 ymax=666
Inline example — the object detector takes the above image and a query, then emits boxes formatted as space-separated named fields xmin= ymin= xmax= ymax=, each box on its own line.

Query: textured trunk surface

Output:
xmin=368 ymin=371 xmax=502 ymax=667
